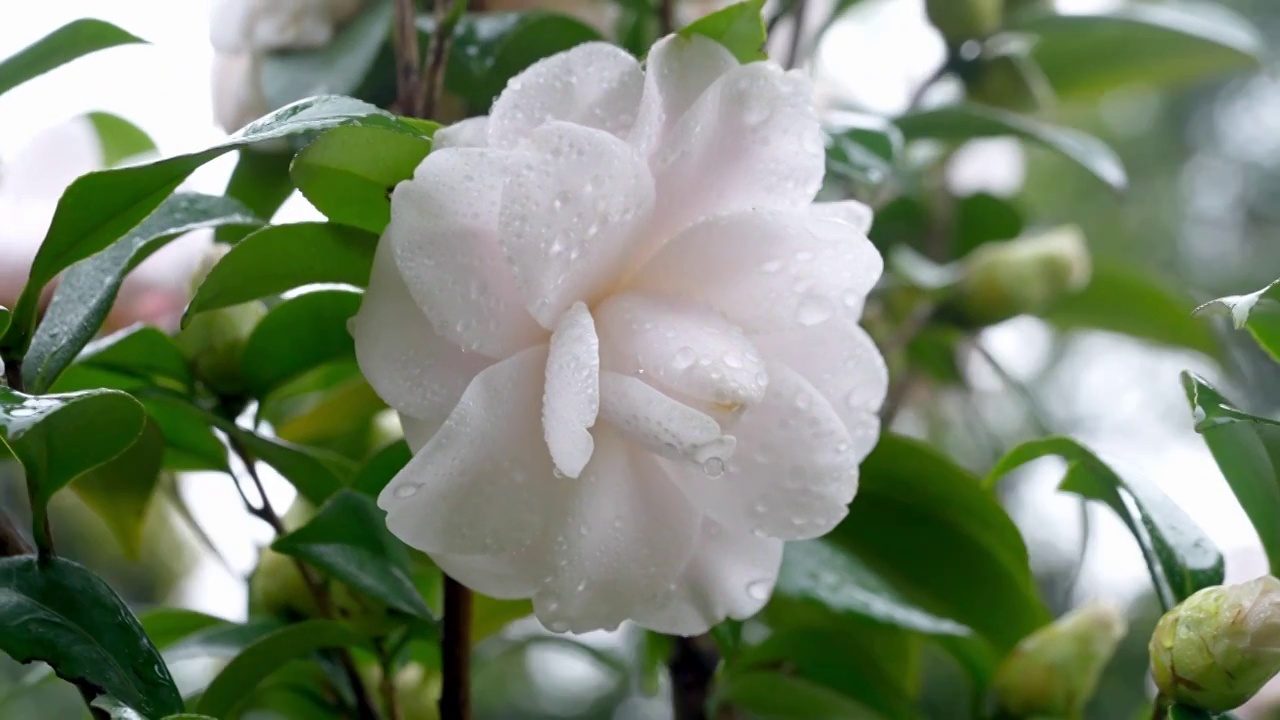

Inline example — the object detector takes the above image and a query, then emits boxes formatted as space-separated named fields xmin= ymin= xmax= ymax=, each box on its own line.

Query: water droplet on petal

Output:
xmin=393 ymin=484 xmax=420 ymax=499
xmin=796 ymin=296 xmax=833 ymax=326
xmin=672 ymin=346 xmax=697 ymax=370
xmin=746 ymin=579 xmax=771 ymax=601
xmin=702 ymin=457 xmax=725 ymax=478
xmin=549 ymin=620 xmax=569 ymax=633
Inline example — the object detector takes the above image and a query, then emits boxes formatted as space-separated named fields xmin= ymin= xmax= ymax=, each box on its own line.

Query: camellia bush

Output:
xmin=0 ymin=0 xmax=1276 ymax=718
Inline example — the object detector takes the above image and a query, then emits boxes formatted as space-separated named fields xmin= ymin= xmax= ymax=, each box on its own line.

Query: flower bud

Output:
xmin=992 ymin=602 xmax=1128 ymax=718
xmin=954 ymin=225 xmax=1092 ymax=326
xmin=175 ymin=244 xmax=266 ymax=397
xmin=926 ymin=0 xmax=1003 ymax=44
xmin=1150 ymin=576 xmax=1280 ymax=712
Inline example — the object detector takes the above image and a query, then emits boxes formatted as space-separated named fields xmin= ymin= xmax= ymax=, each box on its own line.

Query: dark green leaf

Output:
xmin=1181 ymin=372 xmax=1280 ymax=577
xmin=241 ymin=289 xmax=361 ymax=398
xmin=182 ymin=222 xmax=377 ymax=325
xmin=1015 ymin=2 xmax=1264 ymax=101
xmin=955 ymin=192 xmax=1023 ymax=257
xmin=988 ymin=436 xmax=1223 ymax=610
xmin=91 ymin=696 xmax=147 ymax=720
xmin=0 ymin=19 xmax=145 ymax=97
xmin=138 ymin=608 xmax=228 ymax=650
xmin=897 ymin=104 xmax=1126 ymax=191
xmin=73 ymin=419 xmax=165 ymax=558
xmin=85 ymin=112 xmax=156 ymax=167
xmin=716 ymin=671 xmax=888 ymax=719
xmin=0 ymin=556 xmax=182 ymax=717
xmin=274 ymin=489 xmax=432 ymax=619
xmin=140 ymin=395 xmax=228 ymax=472
xmin=679 ymin=0 xmax=767 ymax=63
xmin=291 ymin=126 xmax=432 ymax=233
xmin=261 ymin=0 xmax=396 ymax=110
xmin=1193 ymin=279 xmax=1280 ymax=363
xmin=194 ymin=619 xmax=366 ymax=718
xmin=352 ymin=440 xmax=410 ymax=497
xmin=208 ymin=415 xmax=351 ymax=504
xmin=1047 ymin=262 xmax=1222 ymax=360
xmin=163 ymin=618 xmax=287 ymax=662
xmin=74 ymin=324 xmax=193 ymax=391
xmin=0 ymin=306 xmax=9 ymax=337
xmin=22 ymin=193 xmax=261 ymax=392
xmin=2 ymin=95 xmax=423 ymax=352
xmin=217 ymin=149 xmax=296 ymax=243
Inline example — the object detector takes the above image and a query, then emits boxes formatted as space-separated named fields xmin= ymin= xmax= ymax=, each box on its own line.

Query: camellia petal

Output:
xmin=629 ymin=33 xmax=739 ymax=158
xmin=811 ymin=199 xmax=875 ymax=235
xmin=389 ymin=147 xmax=547 ymax=358
xmin=543 ymin=302 xmax=600 ymax=479
xmin=597 ymin=371 xmax=735 ymax=468
xmin=431 ymin=551 xmax=541 ymax=600
xmin=433 ymin=116 xmax=490 ymax=149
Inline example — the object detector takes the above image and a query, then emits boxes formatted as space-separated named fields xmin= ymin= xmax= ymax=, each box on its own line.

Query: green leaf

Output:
xmin=138 ymin=608 xmax=228 ymax=650
xmin=1181 ymin=372 xmax=1280 ymax=577
xmin=241 ymin=289 xmax=361 ymax=398
xmin=194 ymin=619 xmax=366 ymax=718
xmin=0 ymin=19 xmax=145 ymax=97
xmin=1193 ymin=279 xmax=1280 ymax=362
xmin=352 ymin=440 xmax=410 ymax=497
xmin=988 ymin=436 xmax=1223 ymax=610
xmin=274 ymin=489 xmax=432 ymax=619
xmin=0 ymin=387 xmax=146 ymax=545
xmin=209 ymin=416 xmax=351 ymax=504
xmin=1015 ymin=2 xmax=1264 ymax=101
xmin=716 ymin=671 xmax=889 ymax=719
xmin=0 ymin=306 xmax=9 ymax=337
xmin=0 ymin=556 xmax=182 ymax=717
xmin=73 ymin=324 xmax=193 ymax=392
xmin=775 ymin=540 xmax=971 ymax=636
xmin=1047 ymin=262 xmax=1222 ymax=360
xmin=72 ymin=419 xmax=165 ymax=558
xmin=217 ymin=149 xmax=296 ymax=243
xmin=85 ymin=112 xmax=156 ymax=167
xmin=833 ymin=435 xmax=1048 ymax=668
xmin=896 ymin=103 xmax=1126 ymax=192
xmin=182 ymin=222 xmax=377 ymax=326
xmin=140 ymin=395 xmax=228 ymax=472
xmin=163 ymin=618 xmax=287 ymax=662
xmin=260 ymin=0 xmax=396 ymax=110
xmin=2 ymin=95 xmax=424 ymax=353
xmin=1167 ymin=705 xmax=1242 ymax=720
xmin=22 ymin=193 xmax=261 ymax=392
xmin=955 ymin=192 xmax=1023 ymax=257
xmin=679 ymin=0 xmax=767 ymax=63
xmin=91 ymin=696 xmax=147 ymax=720
xmin=291 ymin=126 xmax=432 ymax=233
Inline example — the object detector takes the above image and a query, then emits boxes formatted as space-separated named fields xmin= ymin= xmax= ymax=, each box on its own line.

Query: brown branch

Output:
xmin=0 ymin=511 xmax=30 ymax=557
xmin=420 ymin=0 xmax=466 ymax=119
xmin=784 ymin=0 xmax=808 ymax=69
xmin=393 ymin=0 xmax=423 ymax=115
xmin=376 ymin=642 xmax=403 ymax=720
xmin=659 ymin=0 xmax=676 ymax=36
xmin=440 ymin=577 xmax=472 ymax=720
xmin=669 ymin=636 xmax=717 ymax=720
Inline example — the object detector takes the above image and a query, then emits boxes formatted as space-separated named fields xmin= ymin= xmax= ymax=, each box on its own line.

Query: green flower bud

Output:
xmin=174 ymin=244 xmax=265 ymax=397
xmin=992 ymin=603 xmax=1128 ymax=719
xmin=955 ymin=225 xmax=1092 ymax=326
xmin=1151 ymin=576 xmax=1280 ymax=712
xmin=926 ymin=0 xmax=1003 ymax=44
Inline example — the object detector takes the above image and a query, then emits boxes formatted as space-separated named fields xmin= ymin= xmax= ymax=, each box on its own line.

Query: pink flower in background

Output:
xmin=353 ymin=34 xmax=886 ymax=634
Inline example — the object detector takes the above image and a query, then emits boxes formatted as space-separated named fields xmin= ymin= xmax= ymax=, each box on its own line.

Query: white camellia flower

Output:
xmin=209 ymin=0 xmax=364 ymax=133
xmin=352 ymin=34 xmax=887 ymax=635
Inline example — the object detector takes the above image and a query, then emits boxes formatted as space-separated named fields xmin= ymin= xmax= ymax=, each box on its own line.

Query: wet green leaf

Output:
xmin=217 ymin=149 xmax=296 ymax=243
xmin=241 ymin=289 xmax=361 ymax=398
xmin=73 ymin=419 xmax=165 ymax=558
xmin=0 ymin=19 xmax=145 ymax=97
xmin=1194 ymin=279 xmax=1280 ymax=363
xmin=292 ymin=126 xmax=432 ymax=233
xmin=680 ymin=0 xmax=767 ymax=63
xmin=351 ymin=440 xmax=410 ymax=497
xmin=73 ymin=325 xmax=193 ymax=392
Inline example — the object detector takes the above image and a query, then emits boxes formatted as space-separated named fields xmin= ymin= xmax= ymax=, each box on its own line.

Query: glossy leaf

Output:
xmin=241 ymin=289 xmax=361 ymax=398
xmin=73 ymin=324 xmax=193 ymax=391
xmin=989 ymin=436 xmax=1223 ymax=610
xmin=138 ymin=608 xmax=228 ymax=650
xmin=679 ymin=0 xmax=767 ymax=63
xmin=72 ymin=419 xmax=165 ymax=558
xmin=352 ymin=440 xmax=410 ymax=497
xmin=85 ymin=112 xmax=156 ymax=167
xmin=896 ymin=104 xmax=1126 ymax=191
xmin=204 ymin=411 xmax=351 ymax=504
xmin=194 ymin=619 xmax=366 ymax=718
xmin=716 ymin=671 xmax=888 ymax=719
xmin=1016 ymin=2 xmax=1264 ymax=100
xmin=91 ymin=696 xmax=146 ymax=720
xmin=140 ymin=395 xmax=229 ymax=472
xmin=274 ymin=489 xmax=432 ymax=619
xmin=261 ymin=0 xmax=395 ymax=109
xmin=1047 ymin=262 xmax=1222 ymax=360
xmin=0 ymin=556 xmax=182 ymax=717
xmin=1194 ymin=279 xmax=1280 ymax=362
xmin=182 ymin=222 xmax=377 ymax=325
xmin=291 ymin=126 xmax=432 ymax=233
xmin=22 ymin=193 xmax=261 ymax=392
xmin=0 ymin=19 xmax=144 ymax=97
xmin=217 ymin=149 xmax=295 ymax=243
xmin=1182 ymin=372 xmax=1280 ymax=577
xmin=163 ymin=618 xmax=287 ymax=662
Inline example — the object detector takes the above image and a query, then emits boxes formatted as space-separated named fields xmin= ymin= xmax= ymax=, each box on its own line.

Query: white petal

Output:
xmin=352 ymin=240 xmax=488 ymax=428
xmin=667 ymin=363 xmax=858 ymax=541
xmin=543 ymin=302 xmax=600 ymax=478
xmin=594 ymin=292 xmax=767 ymax=410
xmin=499 ymin=122 xmax=654 ymax=328
xmin=629 ymin=33 xmax=739 ymax=158
xmin=389 ymin=147 xmax=546 ymax=358
xmin=646 ymin=62 xmax=825 ymax=245
xmin=532 ymin=429 xmax=700 ymax=634
xmin=380 ymin=345 xmax=568 ymax=558
xmin=753 ymin=319 xmax=887 ymax=461
xmin=488 ymin=42 xmax=645 ymax=150
xmin=598 ymin=371 xmax=735 ymax=467
xmin=431 ymin=551 xmax=540 ymax=600
xmin=633 ymin=518 xmax=783 ymax=635
xmin=632 ymin=208 xmax=883 ymax=333
xmin=811 ymin=199 xmax=874 ymax=235
xmin=434 ymin=116 xmax=490 ymax=149
xmin=211 ymin=52 xmax=268 ymax=134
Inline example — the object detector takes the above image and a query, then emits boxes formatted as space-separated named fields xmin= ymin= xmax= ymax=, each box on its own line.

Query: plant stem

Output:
xmin=0 ymin=511 xmax=29 ymax=557
xmin=376 ymin=642 xmax=403 ymax=720
xmin=784 ymin=0 xmax=808 ymax=69
xmin=669 ymin=635 xmax=717 ymax=720
xmin=440 ymin=577 xmax=472 ymax=720
xmin=659 ymin=0 xmax=676 ymax=36
xmin=393 ymin=0 xmax=423 ymax=115
xmin=420 ymin=0 xmax=466 ymax=119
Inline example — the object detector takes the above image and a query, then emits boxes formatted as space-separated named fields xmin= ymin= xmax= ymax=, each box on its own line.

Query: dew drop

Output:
xmin=842 ymin=290 xmax=862 ymax=309
xmin=796 ymin=296 xmax=833 ymax=326
xmin=393 ymin=484 xmax=420 ymax=499
xmin=549 ymin=620 xmax=569 ymax=633
xmin=746 ymin=579 xmax=771 ymax=601
xmin=672 ymin=346 xmax=697 ymax=370
xmin=702 ymin=457 xmax=725 ymax=478
xmin=723 ymin=352 xmax=744 ymax=369
xmin=576 ymin=580 xmax=588 ymax=593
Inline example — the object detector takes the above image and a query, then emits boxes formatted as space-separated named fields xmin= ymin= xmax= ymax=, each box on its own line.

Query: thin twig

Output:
xmin=376 ymin=642 xmax=402 ymax=720
xmin=419 ymin=0 xmax=466 ymax=119
xmin=440 ymin=577 xmax=472 ymax=720
xmin=783 ymin=0 xmax=809 ymax=70
xmin=393 ymin=0 xmax=423 ymax=115
xmin=658 ymin=0 xmax=676 ymax=36
xmin=0 ymin=511 xmax=29 ymax=557
xmin=669 ymin=636 xmax=717 ymax=720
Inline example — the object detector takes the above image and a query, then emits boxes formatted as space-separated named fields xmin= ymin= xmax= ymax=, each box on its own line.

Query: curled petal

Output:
xmin=753 ymin=319 xmax=887 ymax=461
xmin=811 ymin=199 xmax=875 ymax=235
xmin=595 ymin=292 xmax=767 ymax=411
xmin=434 ymin=116 xmax=490 ymax=149
xmin=629 ymin=33 xmax=739 ymax=158
xmin=532 ymin=429 xmax=701 ymax=634
xmin=668 ymin=364 xmax=858 ymax=541
xmin=500 ymin=122 xmax=655 ymax=328
xmin=633 ymin=518 xmax=783 ymax=636
xmin=543 ymin=302 xmax=600 ymax=478
xmin=352 ymin=241 xmax=488 ymax=430
xmin=632 ymin=208 xmax=883 ymax=333
xmin=488 ymin=42 xmax=645 ymax=150
xmin=598 ymin=371 xmax=735 ymax=468
xmin=389 ymin=148 xmax=546 ymax=358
